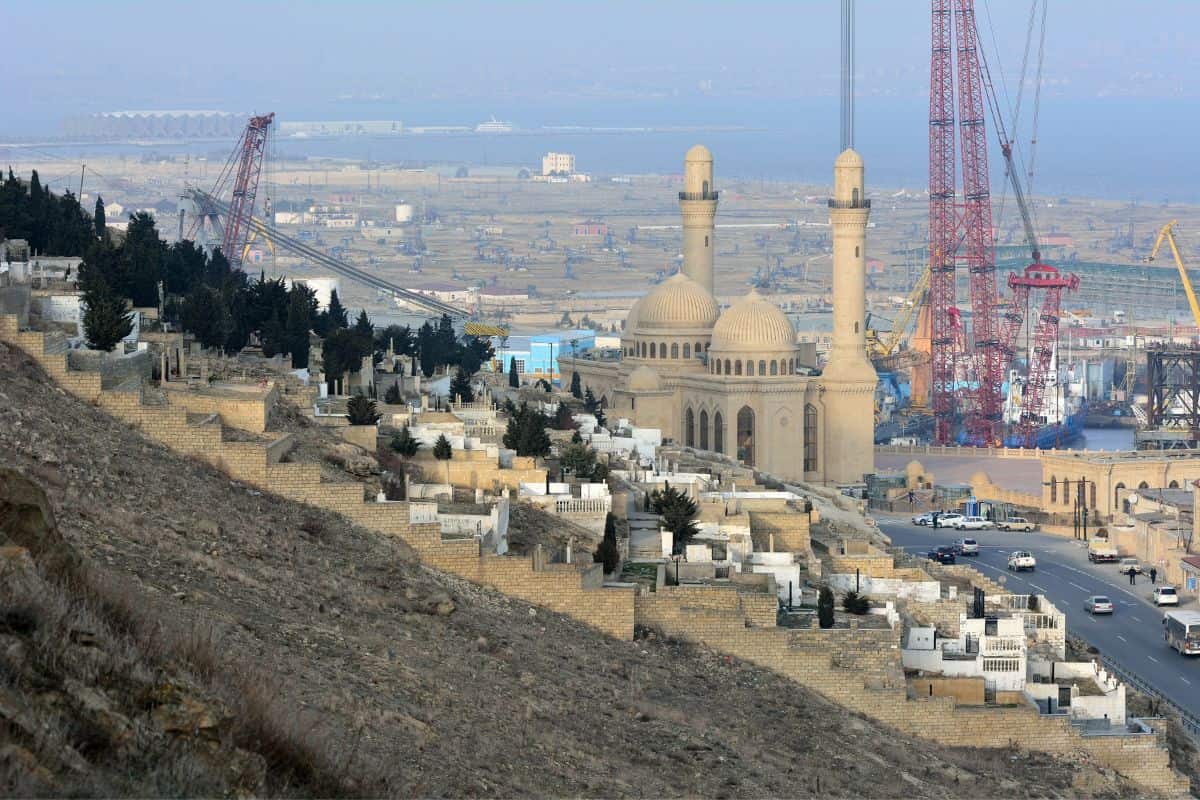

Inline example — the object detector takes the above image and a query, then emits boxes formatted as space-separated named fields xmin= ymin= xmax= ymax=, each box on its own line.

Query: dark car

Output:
xmin=926 ymin=546 xmax=957 ymax=565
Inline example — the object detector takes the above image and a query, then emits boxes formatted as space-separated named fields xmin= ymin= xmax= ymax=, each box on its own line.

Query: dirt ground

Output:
xmin=0 ymin=344 xmax=1153 ymax=797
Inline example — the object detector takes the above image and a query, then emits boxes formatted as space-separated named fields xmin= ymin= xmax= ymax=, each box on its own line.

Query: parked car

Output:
xmin=933 ymin=513 xmax=964 ymax=528
xmin=926 ymin=546 xmax=957 ymax=565
xmin=1087 ymin=540 xmax=1120 ymax=563
xmin=1153 ymin=586 xmax=1180 ymax=607
xmin=954 ymin=516 xmax=993 ymax=530
xmin=912 ymin=512 xmax=934 ymax=526
xmin=999 ymin=517 xmax=1036 ymax=532
xmin=1007 ymin=551 xmax=1037 ymax=571
xmin=1084 ymin=595 xmax=1115 ymax=615
xmin=1118 ymin=558 xmax=1143 ymax=576
xmin=953 ymin=538 xmax=980 ymax=556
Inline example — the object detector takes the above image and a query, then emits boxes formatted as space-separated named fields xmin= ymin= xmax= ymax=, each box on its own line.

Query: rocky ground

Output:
xmin=0 ymin=344 xmax=1152 ymax=797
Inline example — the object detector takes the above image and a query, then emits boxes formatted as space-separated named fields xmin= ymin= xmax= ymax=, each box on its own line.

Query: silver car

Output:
xmin=1084 ymin=596 xmax=1114 ymax=615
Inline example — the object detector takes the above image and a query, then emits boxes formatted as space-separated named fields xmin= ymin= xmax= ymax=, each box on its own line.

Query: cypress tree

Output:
xmin=508 ymin=356 xmax=519 ymax=388
xmin=81 ymin=281 xmax=134 ymax=352
xmin=327 ymin=289 xmax=348 ymax=330
xmin=449 ymin=367 xmax=475 ymax=403
xmin=570 ymin=371 xmax=582 ymax=398
xmin=93 ymin=196 xmax=106 ymax=239
xmin=286 ymin=285 xmax=312 ymax=368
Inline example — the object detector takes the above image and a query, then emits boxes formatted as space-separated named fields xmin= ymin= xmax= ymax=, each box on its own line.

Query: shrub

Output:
xmin=433 ymin=434 xmax=452 ymax=460
xmin=389 ymin=426 xmax=420 ymax=457
xmin=841 ymin=590 xmax=870 ymax=615
xmin=818 ymin=586 xmax=835 ymax=629
xmin=383 ymin=383 xmax=401 ymax=404
xmin=345 ymin=395 xmax=381 ymax=425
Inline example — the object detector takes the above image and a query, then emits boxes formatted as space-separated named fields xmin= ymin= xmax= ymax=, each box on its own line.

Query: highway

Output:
xmin=877 ymin=516 xmax=1200 ymax=724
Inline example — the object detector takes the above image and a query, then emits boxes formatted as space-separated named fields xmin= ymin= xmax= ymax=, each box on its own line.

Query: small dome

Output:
xmin=627 ymin=365 xmax=661 ymax=392
xmin=710 ymin=289 xmax=797 ymax=353
xmin=685 ymin=144 xmax=713 ymax=162
xmin=634 ymin=273 xmax=719 ymax=332
xmin=835 ymin=148 xmax=863 ymax=168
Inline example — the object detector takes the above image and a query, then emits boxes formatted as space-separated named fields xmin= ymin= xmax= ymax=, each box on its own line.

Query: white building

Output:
xmin=903 ymin=616 xmax=1028 ymax=692
xmin=542 ymin=152 xmax=575 ymax=176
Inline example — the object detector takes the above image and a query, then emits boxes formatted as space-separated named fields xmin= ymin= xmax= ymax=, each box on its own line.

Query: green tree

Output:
xmin=286 ymin=284 xmax=313 ymax=368
xmin=326 ymin=289 xmax=348 ymax=330
xmin=560 ymin=441 xmax=606 ymax=480
xmin=593 ymin=512 xmax=620 ymax=574
xmin=417 ymin=321 xmax=436 ymax=377
xmin=384 ymin=383 xmax=402 ymax=404
xmin=375 ymin=324 xmax=415 ymax=357
xmin=81 ymin=281 xmax=133 ymax=351
xmin=508 ymin=356 xmax=519 ymax=388
xmin=449 ymin=367 xmax=475 ymax=403
xmin=354 ymin=308 xmax=373 ymax=338
xmin=842 ymin=591 xmax=870 ymax=615
xmin=121 ymin=212 xmax=166 ymax=307
xmin=433 ymin=434 xmax=452 ymax=460
xmin=583 ymin=387 xmax=599 ymax=412
xmin=93 ymin=196 xmax=106 ymax=239
xmin=346 ymin=395 xmax=382 ymax=425
xmin=323 ymin=327 xmax=367 ymax=393
xmin=390 ymin=425 xmax=420 ymax=457
xmin=570 ymin=371 xmax=582 ymax=399
xmin=651 ymin=485 xmax=700 ymax=554
xmin=181 ymin=284 xmax=231 ymax=350
xmin=502 ymin=402 xmax=551 ymax=459
xmin=818 ymin=586 xmax=836 ymax=629
xmin=551 ymin=402 xmax=576 ymax=430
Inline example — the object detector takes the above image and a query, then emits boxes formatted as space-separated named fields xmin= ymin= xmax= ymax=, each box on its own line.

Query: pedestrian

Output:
xmin=1129 ymin=568 xmax=1136 ymax=586
xmin=1150 ymin=567 xmax=1157 ymax=584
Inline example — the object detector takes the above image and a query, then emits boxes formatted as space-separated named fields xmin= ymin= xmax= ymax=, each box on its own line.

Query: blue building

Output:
xmin=492 ymin=329 xmax=595 ymax=383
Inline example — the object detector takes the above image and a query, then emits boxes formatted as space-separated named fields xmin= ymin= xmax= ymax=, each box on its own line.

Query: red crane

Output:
xmin=187 ymin=112 xmax=274 ymax=268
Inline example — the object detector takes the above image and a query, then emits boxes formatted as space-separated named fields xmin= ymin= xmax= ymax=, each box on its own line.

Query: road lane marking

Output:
xmin=1070 ymin=582 xmax=1089 ymax=591
xmin=1030 ymin=584 xmax=1047 ymax=592
xmin=1182 ymin=677 xmax=1192 ymax=686
xmin=1147 ymin=655 xmax=1160 ymax=664
xmin=1131 ymin=616 xmax=1142 ymax=622
xmin=1117 ymin=635 xmax=1128 ymax=642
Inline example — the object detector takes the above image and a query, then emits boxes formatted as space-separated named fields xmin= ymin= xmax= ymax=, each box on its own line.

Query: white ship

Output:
xmin=475 ymin=116 xmax=514 ymax=134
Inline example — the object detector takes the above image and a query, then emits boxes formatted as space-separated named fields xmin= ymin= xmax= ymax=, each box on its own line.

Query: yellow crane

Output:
xmin=1146 ymin=220 xmax=1200 ymax=329
xmin=868 ymin=266 xmax=930 ymax=358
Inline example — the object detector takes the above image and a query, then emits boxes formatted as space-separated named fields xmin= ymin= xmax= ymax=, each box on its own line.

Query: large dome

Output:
xmin=710 ymin=289 xmax=797 ymax=353
xmin=622 ymin=295 xmax=645 ymax=338
xmin=633 ymin=272 xmax=719 ymax=333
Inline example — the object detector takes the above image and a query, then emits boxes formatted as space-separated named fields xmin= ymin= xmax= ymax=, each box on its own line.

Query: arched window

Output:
xmin=1090 ymin=481 xmax=1097 ymax=509
xmin=600 ymin=395 xmax=608 ymax=409
xmin=683 ymin=343 xmax=691 ymax=359
xmin=1138 ymin=480 xmax=1149 ymax=489
xmin=1062 ymin=479 xmax=1072 ymax=505
xmin=1114 ymin=482 xmax=1126 ymax=512
xmin=759 ymin=360 xmax=766 ymax=376
xmin=685 ymin=408 xmax=695 ymax=447
xmin=704 ymin=235 xmax=709 ymax=247
xmin=770 ymin=361 xmax=778 ymax=376
xmin=713 ymin=412 xmax=724 ymax=454
xmin=640 ymin=341 xmax=646 ymax=357
xmin=736 ymin=406 xmax=755 ymax=467
xmin=1049 ymin=477 xmax=1056 ymax=504
xmin=700 ymin=410 xmax=709 ymax=450
xmin=789 ymin=358 xmax=796 ymax=374
xmin=696 ymin=341 xmax=704 ymax=354
xmin=747 ymin=360 xmax=754 ymax=376
xmin=703 ymin=180 xmax=709 ymax=196
xmin=659 ymin=342 xmax=667 ymax=359
xmin=804 ymin=404 xmax=818 ymax=472
xmin=852 ymin=187 xmax=859 ymax=206
xmin=671 ymin=343 xmax=679 ymax=359
xmin=649 ymin=342 xmax=656 ymax=358
xmin=724 ymin=359 xmax=731 ymax=374
xmin=1169 ymin=479 xmax=1180 ymax=489
xmin=855 ymin=246 xmax=860 ymax=257
xmin=735 ymin=361 xmax=742 ymax=376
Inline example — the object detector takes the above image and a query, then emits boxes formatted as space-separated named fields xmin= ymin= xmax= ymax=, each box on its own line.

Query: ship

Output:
xmin=997 ymin=351 xmax=1087 ymax=448
xmin=474 ymin=116 xmax=514 ymax=134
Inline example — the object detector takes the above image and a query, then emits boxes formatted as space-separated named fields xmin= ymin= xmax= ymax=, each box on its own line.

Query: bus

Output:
xmin=1163 ymin=610 xmax=1200 ymax=655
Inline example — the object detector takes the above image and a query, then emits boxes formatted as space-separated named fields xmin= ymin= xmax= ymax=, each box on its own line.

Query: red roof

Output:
xmin=1183 ymin=556 xmax=1200 ymax=571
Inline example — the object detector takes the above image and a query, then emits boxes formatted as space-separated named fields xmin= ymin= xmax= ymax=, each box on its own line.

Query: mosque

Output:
xmin=559 ymin=146 xmax=877 ymax=485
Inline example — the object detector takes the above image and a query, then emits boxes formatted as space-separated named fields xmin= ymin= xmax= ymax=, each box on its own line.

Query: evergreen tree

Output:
xmin=81 ymin=281 xmax=133 ymax=352
xmin=818 ymin=586 xmax=836 ymax=629
xmin=433 ymin=434 xmax=453 ymax=460
xmin=583 ymin=387 xmax=599 ymax=412
xmin=449 ymin=367 xmax=475 ymax=403
xmin=502 ymin=403 xmax=551 ymax=458
xmin=417 ymin=321 xmax=436 ymax=378
xmin=651 ymin=485 xmax=700 ymax=554
xmin=93 ymin=196 xmax=106 ymax=239
xmin=286 ymin=284 xmax=313 ymax=368
xmin=346 ymin=395 xmax=382 ymax=425
xmin=551 ymin=402 xmax=576 ymax=430
xmin=570 ymin=371 xmax=582 ymax=399
xmin=508 ymin=356 xmax=519 ymax=388
xmin=593 ymin=512 xmax=620 ymax=574
xmin=326 ymin=289 xmax=348 ymax=330
xmin=121 ymin=212 xmax=165 ymax=307
xmin=390 ymin=425 xmax=420 ymax=457
xmin=384 ymin=383 xmax=402 ymax=404
xmin=354 ymin=308 xmax=374 ymax=338
xmin=375 ymin=324 xmax=414 ymax=357
xmin=181 ymin=285 xmax=231 ymax=350
xmin=323 ymin=328 xmax=366 ymax=393
xmin=434 ymin=313 xmax=457 ymax=367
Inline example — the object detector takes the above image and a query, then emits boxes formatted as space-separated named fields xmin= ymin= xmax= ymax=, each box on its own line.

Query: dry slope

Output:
xmin=0 ymin=344 xmax=1143 ymax=798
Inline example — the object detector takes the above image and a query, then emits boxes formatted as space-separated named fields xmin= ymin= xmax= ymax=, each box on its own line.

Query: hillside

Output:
xmin=0 ymin=343 xmax=1140 ymax=798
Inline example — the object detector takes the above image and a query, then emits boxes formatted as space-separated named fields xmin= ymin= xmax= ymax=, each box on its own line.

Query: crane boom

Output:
xmin=1147 ymin=220 xmax=1200 ymax=330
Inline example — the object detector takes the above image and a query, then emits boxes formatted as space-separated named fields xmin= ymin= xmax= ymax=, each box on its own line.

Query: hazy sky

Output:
xmin=6 ymin=0 xmax=1198 ymax=129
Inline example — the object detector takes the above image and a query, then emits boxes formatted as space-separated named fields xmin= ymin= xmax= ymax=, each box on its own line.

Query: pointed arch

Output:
xmin=736 ymin=405 xmax=755 ymax=466
xmin=699 ymin=409 xmax=709 ymax=450
xmin=713 ymin=411 xmax=724 ymax=454
xmin=683 ymin=343 xmax=691 ymax=359
xmin=685 ymin=407 xmax=695 ymax=447
xmin=804 ymin=403 xmax=818 ymax=472
xmin=671 ymin=342 xmax=679 ymax=359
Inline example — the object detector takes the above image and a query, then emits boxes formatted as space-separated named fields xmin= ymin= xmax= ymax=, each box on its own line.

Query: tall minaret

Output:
xmin=679 ymin=145 xmax=717 ymax=296
xmin=822 ymin=148 xmax=877 ymax=484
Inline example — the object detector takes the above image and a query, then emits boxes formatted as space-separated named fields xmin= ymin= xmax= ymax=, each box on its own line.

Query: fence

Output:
xmin=1099 ymin=654 xmax=1200 ymax=743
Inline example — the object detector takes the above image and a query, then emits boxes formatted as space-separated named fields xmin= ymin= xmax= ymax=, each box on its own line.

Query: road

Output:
xmin=878 ymin=516 xmax=1200 ymax=722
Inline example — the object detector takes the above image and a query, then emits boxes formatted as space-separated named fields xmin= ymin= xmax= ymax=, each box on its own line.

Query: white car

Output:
xmin=912 ymin=512 xmax=934 ymax=526
xmin=1008 ymin=551 xmax=1037 ymax=572
xmin=999 ymin=517 xmax=1036 ymax=532
xmin=954 ymin=516 xmax=993 ymax=531
xmin=1153 ymin=586 xmax=1180 ymax=607
xmin=933 ymin=513 xmax=964 ymax=528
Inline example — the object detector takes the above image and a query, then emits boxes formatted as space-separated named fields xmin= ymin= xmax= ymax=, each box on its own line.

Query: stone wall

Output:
xmin=162 ymin=383 xmax=276 ymax=433
xmin=910 ymin=676 xmax=986 ymax=705
xmin=67 ymin=348 xmax=152 ymax=388
xmin=748 ymin=511 xmax=810 ymax=553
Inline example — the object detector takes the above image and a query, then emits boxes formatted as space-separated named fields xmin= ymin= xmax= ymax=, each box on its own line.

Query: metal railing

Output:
xmin=827 ymin=198 xmax=871 ymax=209
xmin=1099 ymin=654 xmax=1200 ymax=742
xmin=678 ymin=191 xmax=719 ymax=201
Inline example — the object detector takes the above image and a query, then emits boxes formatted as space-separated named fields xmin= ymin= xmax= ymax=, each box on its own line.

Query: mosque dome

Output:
xmin=685 ymin=144 xmax=713 ymax=163
xmin=622 ymin=295 xmax=645 ymax=338
xmin=627 ymin=365 xmax=662 ymax=392
xmin=633 ymin=272 xmax=719 ymax=333
xmin=709 ymin=289 xmax=797 ymax=353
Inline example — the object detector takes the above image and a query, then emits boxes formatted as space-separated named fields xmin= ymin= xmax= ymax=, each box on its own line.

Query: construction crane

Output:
xmin=870 ymin=266 xmax=929 ymax=358
xmin=186 ymin=113 xmax=274 ymax=269
xmin=1146 ymin=221 xmax=1200 ymax=330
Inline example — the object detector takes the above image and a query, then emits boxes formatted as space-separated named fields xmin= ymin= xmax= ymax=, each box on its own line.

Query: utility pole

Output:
xmin=78 ymin=164 xmax=86 ymax=199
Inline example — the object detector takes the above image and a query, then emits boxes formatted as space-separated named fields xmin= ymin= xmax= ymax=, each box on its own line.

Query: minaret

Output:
xmin=679 ymin=145 xmax=717 ymax=296
xmin=822 ymin=148 xmax=877 ymax=484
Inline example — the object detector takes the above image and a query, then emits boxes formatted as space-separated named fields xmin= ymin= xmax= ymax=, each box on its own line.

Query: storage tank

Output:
xmin=395 ymin=203 xmax=414 ymax=223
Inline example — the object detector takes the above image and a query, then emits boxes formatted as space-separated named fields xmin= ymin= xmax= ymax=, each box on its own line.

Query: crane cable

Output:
xmin=1026 ymin=0 xmax=1048 ymax=199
